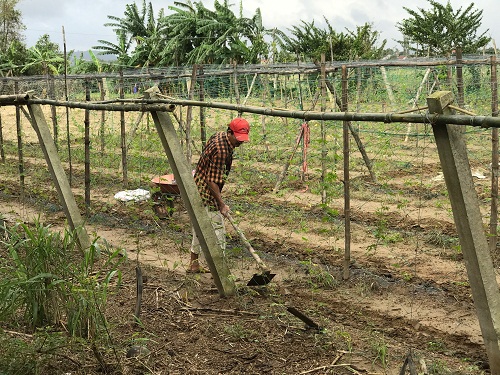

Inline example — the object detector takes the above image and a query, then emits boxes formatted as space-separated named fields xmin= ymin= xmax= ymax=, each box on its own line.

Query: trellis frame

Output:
xmin=3 ymin=88 xmax=500 ymax=370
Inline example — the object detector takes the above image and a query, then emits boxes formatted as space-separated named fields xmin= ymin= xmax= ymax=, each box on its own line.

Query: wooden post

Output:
xmin=456 ymin=48 xmax=465 ymax=109
xmin=320 ymin=72 xmax=376 ymax=183
xmin=342 ymin=65 xmax=351 ymax=280
xmin=427 ymin=91 xmax=500 ymax=373
xmin=27 ymin=102 xmax=91 ymax=252
xmin=119 ymin=70 xmax=128 ymax=188
xmin=490 ymin=56 xmax=499 ymax=253
xmin=99 ymin=77 xmax=106 ymax=156
xmin=198 ymin=65 xmax=206 ymax=149
xmin=232 ymin=60 xmax=240 ymax=105
xmin=320 ymin=54 xmax=327 ymax=205
xmin=14 ymin=81 xmax=25 ymax=201
xmin=185 ymin=65 xmax=198 ymax=164
xmin=62 ymin=27 xmax=72 ymax=186
xmin=0 ymin=111 xmax=4 ymax=163
xmin=84 ymin=79 xmax=91 ymax=216
xmin=48 ymin=75 xmax=58 ymax=150
xmin=145 ymin=87 xmax=236 ymax=297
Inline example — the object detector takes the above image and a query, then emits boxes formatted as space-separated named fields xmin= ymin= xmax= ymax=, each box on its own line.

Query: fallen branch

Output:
xmin=181 ymin=306 xmax=259 ymax=316
xmin=299 ymin=353 xmax=343 ymax=374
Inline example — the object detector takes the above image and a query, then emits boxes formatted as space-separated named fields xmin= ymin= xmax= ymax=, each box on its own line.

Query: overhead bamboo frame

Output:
xmin=3 ymin=95 xmax=499 ymax=129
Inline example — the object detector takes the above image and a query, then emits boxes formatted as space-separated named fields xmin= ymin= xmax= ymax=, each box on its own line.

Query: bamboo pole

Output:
xmin=84 ymin=79 xmax=91 ymax=216
xmin=242 ymin=73 xmax=257 ymax=106
xmin=4 ymin=94 xmax=500 ymax=128
xmin=342 ymin=65 xmax=351 ymax=281
xmin=185 ymin=65 xmax=198 ymax=164
xmin=296 ymin=55 xmax=306 ymax=182
xmin=0 ymin=57 xmax=495 ymax=86
xmin=99 ymin=77 xmax=106 ymax=156
xmin=233 ymin=60 xmax=241 ymax=106
xmin=48 ymin=75 xmax=58 ymax=149
xmin=404 ymin=68 xmax=432 ymax=142
xmin=320 ymin=54 xmax=327 ymax=205
xmin=260 ymin=75 xmax=270 ymax=154
xmin=62 ymin=26 xmax=72 ymax=186
xmin=119 ymin=69 xmax=128 ymax=188
xmin=198 ymin=65 xmax=206 ymax=148
xmin=456 ymin=48 xmax=465 ymax=109
xmin=490 ymin=55 xmax=499 ymax=253
xmin=380 ymin=66 xmax=396 ymax=111
xmin=0 ymin=111 xmax=4 ymax=163
xmin=14 ymin=81 xmax=25 ymax=202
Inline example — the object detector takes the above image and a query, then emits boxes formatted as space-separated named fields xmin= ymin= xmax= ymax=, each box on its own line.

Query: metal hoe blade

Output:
xmin=247 ymin=270 xmax=276 ymax=286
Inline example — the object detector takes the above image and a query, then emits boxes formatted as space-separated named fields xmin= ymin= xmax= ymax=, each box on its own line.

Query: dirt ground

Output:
xmin=0 ymin=105 xmax=497 ymax=374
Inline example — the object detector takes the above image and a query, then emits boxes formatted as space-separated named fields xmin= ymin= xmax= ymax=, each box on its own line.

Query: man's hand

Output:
xmin=220 ymin=203 xmax=230 ymax=217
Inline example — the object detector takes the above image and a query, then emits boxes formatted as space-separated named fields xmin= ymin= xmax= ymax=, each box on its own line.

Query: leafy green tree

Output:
xmin=397 ymin=0 xmax=490 ymax=56
xmin=0 ymin=0 xmax=27 ymax=75
xmin=0 ymin=38 xmax=27 ymax=75
xmin=0 ymin=0 xmax=25 ymax=54
xmin=346 ymin=23 xmax=386 ymax=60
xmin=275 ymin=19 xmax=385 ymax=63
xmin=22 ymin=34 xmax=64 ymax=75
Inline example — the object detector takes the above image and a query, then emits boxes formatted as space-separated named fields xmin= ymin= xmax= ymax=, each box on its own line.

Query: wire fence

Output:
xmin=0 ymin=54 xmax=498 ymax=265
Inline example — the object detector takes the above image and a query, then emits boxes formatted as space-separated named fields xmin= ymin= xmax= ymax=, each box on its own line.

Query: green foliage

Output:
xmin=0 ymin=0 xmax=25 ymax=54
xmin=300 ymin=260 xmax=337 ymax=289
xmin=90 ymin=0 xmax=387 ymax=68
xmin=275 ymin=19 xmax=386 ymax=63
xmin=0 ymin=219 xmax=123 ymax=338
xmin=397 ymin=0 xmax=490 ymax=56
xmin=370 ymin=331 xmax=388 ymax=368
xmin=21 ymin=34 xmax=65 ymax=75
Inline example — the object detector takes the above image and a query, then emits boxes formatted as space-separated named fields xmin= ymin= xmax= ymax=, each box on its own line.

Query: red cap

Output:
xmin=229 ymin=118 xmax=250 ymax=142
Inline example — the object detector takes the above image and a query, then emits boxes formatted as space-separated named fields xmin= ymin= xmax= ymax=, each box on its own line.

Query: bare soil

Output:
xmin=0 ymin=106 xmax=497 ymax=374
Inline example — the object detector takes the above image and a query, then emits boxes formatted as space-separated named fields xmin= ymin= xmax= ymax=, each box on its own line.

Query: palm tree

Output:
xmin=163 ymin=0 xmax=205 ymax=65
xmin=93 ymin=30 xmax=132 ymax=67
xmin=165 ymin=0 xmax=269 ymax=65
xmin=242 ymin=8 xmax=272 ymax=63
xmin=129 ymin=6 xmax=169 ymax=67
xmin=97 ymin=0 xmax=168 ymax=67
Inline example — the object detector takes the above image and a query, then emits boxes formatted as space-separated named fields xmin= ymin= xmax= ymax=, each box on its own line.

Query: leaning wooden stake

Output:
xmin=146 ymin=87 xmax=236 ymax=297
xmin=428 ymin=91 xmax=500 ymax=373
xmin=380 ymin=66 xmax=395 ymax=111
xmin=404 ymin=68 xmax=431 ymax=142
xmin=26 ymin=100 xmax=92 ymax=252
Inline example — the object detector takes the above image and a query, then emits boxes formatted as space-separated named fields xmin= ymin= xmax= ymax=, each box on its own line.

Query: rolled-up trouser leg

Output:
xmin=190 ymin=208 xmax=226 ymax=256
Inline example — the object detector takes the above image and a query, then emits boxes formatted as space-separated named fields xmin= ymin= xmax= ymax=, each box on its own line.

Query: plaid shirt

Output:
xmin=194 ymin=131 xmax=234 ymax=209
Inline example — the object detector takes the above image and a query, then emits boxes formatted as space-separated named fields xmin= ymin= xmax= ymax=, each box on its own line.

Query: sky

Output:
xmin=15 ymin=0 xmax=500 ymax=52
